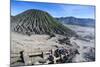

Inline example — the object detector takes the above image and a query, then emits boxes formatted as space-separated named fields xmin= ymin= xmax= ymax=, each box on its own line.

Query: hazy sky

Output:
xmin=11 ymin=0 xmax=95 ymax=19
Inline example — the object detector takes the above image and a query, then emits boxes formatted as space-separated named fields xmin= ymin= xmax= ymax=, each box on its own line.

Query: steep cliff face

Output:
xmin=11 ymin=9 xmax=76 ymax=36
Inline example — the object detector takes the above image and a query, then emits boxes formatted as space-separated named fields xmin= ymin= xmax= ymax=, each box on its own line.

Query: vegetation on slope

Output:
xmin=11 ymin=9 xmax=76 ymax=36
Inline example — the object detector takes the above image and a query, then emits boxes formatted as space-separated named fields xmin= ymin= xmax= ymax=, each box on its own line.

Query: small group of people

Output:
xmin=47 ymin=47 xmax=80 ymax=64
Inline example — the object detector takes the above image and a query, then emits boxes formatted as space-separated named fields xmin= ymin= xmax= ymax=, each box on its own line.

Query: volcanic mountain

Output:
xmin=11 ymin=9 xmax=76 ymax=36
xmin=56 ymin=17 xmax=95 ymax=27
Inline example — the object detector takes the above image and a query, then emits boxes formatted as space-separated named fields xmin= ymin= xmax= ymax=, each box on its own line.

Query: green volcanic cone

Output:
xmin=11 ymin=9 xmax=76 ymax=36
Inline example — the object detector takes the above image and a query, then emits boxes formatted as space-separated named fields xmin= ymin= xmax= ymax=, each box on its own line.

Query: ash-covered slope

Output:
xmin=11 ymin=9 xmax=76 ymax=36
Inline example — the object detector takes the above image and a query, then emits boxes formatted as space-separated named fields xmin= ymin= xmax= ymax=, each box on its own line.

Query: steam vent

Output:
xmin=11 ymin=9 xmax=76 ymax=36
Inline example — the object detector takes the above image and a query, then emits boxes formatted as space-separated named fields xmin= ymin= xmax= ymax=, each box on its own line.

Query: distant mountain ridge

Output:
xmin=55 ymin=17 xmax=95 ymax=27
xmin=11 ymin=9 xmax=76 ymax=36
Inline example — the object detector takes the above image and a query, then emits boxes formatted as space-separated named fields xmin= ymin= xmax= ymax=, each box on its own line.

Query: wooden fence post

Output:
xmin=23 ymin=51 xmax=31 ymax=65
